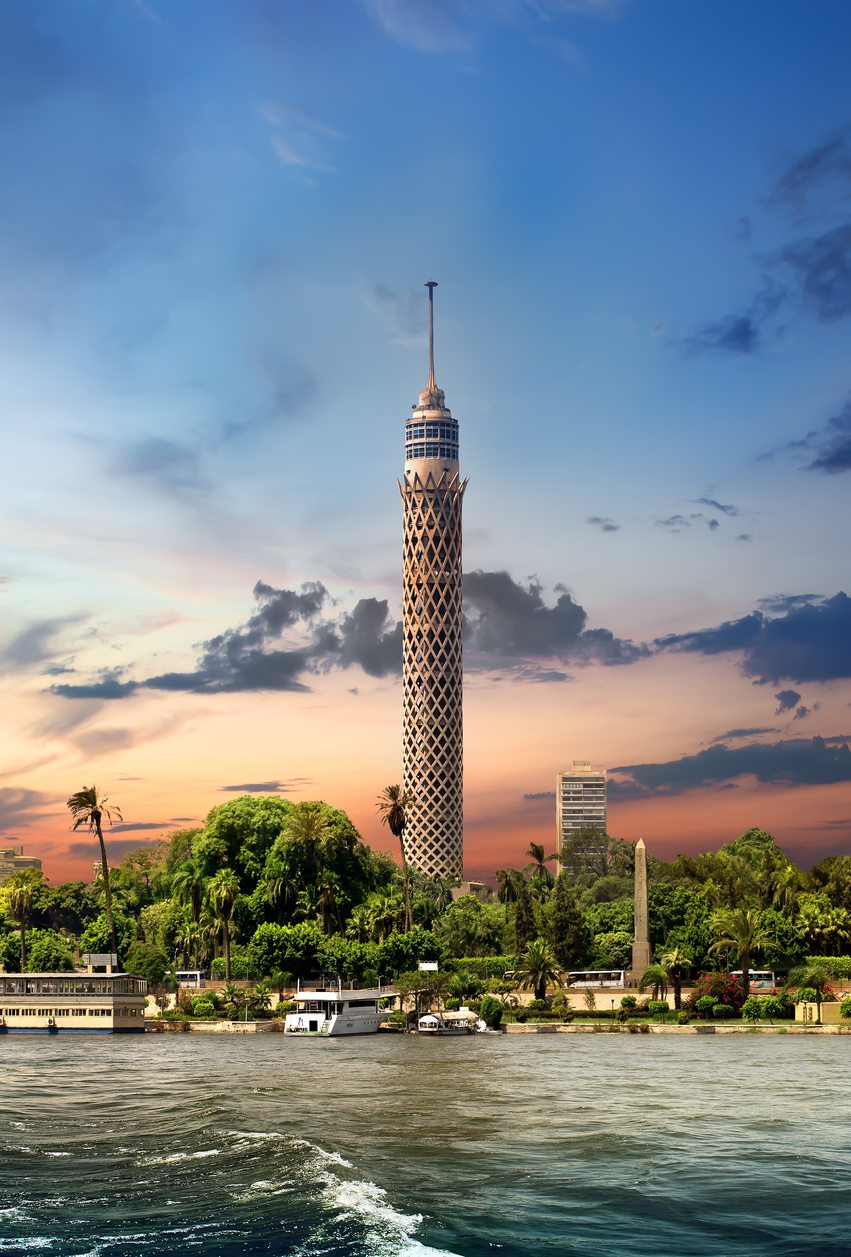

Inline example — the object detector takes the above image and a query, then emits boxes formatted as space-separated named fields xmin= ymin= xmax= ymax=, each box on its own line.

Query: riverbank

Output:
xmin=503 ymin=1021 xmax=851 ymax=1034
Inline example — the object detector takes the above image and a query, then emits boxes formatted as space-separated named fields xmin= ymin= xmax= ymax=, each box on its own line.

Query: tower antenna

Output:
xmin=425 ymin=280 xmax=438 ymax=393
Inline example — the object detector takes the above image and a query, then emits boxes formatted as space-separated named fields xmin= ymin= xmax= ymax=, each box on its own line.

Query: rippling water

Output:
xmin=2 ymin=1033 xmax=851 ymax=1255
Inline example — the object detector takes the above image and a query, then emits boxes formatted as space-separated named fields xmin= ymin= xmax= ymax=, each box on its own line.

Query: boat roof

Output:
xmin=296 ymin=988 xmax=383 ymax=1001
xmin=0 ymin=971 xmax=143 ymax=979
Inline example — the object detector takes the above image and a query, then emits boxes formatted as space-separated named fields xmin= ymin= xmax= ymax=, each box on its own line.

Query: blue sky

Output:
xmin=2 ymin=0 xmax=850 ymax=876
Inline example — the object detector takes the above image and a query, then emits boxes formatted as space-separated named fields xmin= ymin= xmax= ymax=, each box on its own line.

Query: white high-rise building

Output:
xmin=556 ymin=761 xmax=607 ymax=851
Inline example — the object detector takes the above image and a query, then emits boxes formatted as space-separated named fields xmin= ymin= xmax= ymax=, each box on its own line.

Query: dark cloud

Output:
xmin=757 ymin=593 xmax=824 ymax=613
xmin=710 ymin=727 xmax=776 ymax=743
xmin=793 ymin=706 xmax=811 ymax=721
xmin=775 ymin=690 xmax=802 ymax=715
xmin=523 ymin=791 xmax=556 ymax=802
xmin=68 ymin=837 xmax=167 ymax=862
xmin=1 ymin=616 xmax=81 ymax=674
xmin=808 ymin=399 xmax=851 ymax=473
xmin=656 ymin=592 xmax=851 ymax=685
xmin=686 ymin=135 xmax=851 ymax=354
xmin=109 ymin=822 xmax=171 ymax=832
xmin=51 ymin=672 xmax=139 ymax=700
xmin=334 ymin=599 xmax=403 ymax=678
xmin=220 ymin=781 xmax=305 ymax=793
xmin=769 ymin=134 xmax=851 ymax=213
xmin=610 ymin=735 xmax=851 ymax=798
xmin=718 ymin=782 xmax=739 ymax=791
xmin=736 ymin=534 xmax=752 ymax=543
xmin=655 ymin=512 xmax=720 ymax=533
xmin=587 ymin=516 xmax=620 ymax=532
xmin=463 ymin=570 xmax=647 ymax=664
xmin=0 ymin=786 xmax=55 ymax=831
xmin=694 ymin=498 xmax=739 ymax=516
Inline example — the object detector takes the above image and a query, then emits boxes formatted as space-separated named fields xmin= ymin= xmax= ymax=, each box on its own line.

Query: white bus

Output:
xmin=567 ymin=970 xmax=627 ymax=988
xmin=731 ymin=970 xmax=775 ymax=990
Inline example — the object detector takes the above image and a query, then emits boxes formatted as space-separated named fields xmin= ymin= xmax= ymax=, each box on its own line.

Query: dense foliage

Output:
xmin=2 ymin=807 xmax=851 ymax=985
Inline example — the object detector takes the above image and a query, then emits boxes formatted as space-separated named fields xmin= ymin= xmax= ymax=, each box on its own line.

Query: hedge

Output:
xmin=807 ymin=956 xmax=851 ymax=978
xmin=443 ymin=956 xmax=516 ymax=977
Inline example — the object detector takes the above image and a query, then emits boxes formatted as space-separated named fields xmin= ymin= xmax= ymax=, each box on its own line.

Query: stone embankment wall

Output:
xmin=504 ymin=1023 xmax=851 ymax=1035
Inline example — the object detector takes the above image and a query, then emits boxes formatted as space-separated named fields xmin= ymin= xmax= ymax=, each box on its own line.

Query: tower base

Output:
xmin=629 ymin=940 xmax=653 ymax=986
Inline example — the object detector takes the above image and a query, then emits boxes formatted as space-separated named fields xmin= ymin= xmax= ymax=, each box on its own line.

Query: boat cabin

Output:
xmin=0 ymin=972 xmax=148 ymax=1033
xmin=284 ymin=986 xmax=387 ymax=1036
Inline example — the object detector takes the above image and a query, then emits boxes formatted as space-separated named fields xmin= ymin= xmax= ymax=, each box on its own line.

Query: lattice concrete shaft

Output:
xmin=399 ymin=468 xmax=466 ymax=878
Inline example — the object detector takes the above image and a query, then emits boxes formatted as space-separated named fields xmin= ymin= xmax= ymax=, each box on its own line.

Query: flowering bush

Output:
xmin=686 ymin=972 xmax=746 ymax=1014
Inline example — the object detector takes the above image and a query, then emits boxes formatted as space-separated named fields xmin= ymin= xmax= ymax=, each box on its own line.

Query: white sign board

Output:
xmin=418 ymin=961 xmax=438 ymax=972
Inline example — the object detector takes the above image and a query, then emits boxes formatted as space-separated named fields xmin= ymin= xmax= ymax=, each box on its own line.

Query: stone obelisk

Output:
xmin=398 ymin=282 xmax=467 ymax=878
xmin=631 ymin=838 xmax=652 ymax=981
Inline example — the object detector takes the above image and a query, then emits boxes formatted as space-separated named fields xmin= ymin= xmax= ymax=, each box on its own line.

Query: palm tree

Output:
xmin=496 ymin=867 xmax=523 ymax=906
xmin=218 ymin=981 xmax=244 ymax=1019
xmin=772 ymin=862 xmax=800 ymax=915
xmin=176 ymin=920 xmax=200 ymax=969
xmin=786 ymin=961 xmax=833 ymax=1024
xmin=376 ymin=785 xmax=415 ymax=933
xmin=709 ymin=907 xmax=773 ymax=997
xmin=515 ymin=936 xmax=562 ymax=1002
xmin=4 ymin=869 xmax=42 ymax=971
xmin=316 ymin=872 xmax=344 ymax=935
xmin=172 ymin=860 xmax=205 ymax=924
xmin=430 ymin=874 xmax=459 ymax=913
xmin=263 ymin=861 xmax=299 ymax=924
xmin=659 ymin=946 xmax=692 ymax=1009
xmin=209 ymin=868 xmax=240 ymax=980
xmin=284 ymin=803 xmax=335 ymax=877
xmin=268 ymin=969 xmax=294 ymax=1003
xmin=249 ymin=980 xmax=272 ymax=1015
xmin=638 ymin=963 xmax=669 ymax=1001
xmin=345 ymin=904 xmax=373 ymax=943
xmin=67 ymin=785 xmax=122 ymax=959
xmin=524 ymin=843 xmax=559 ymax=895
xmin=369 ymin=893 xmax=406 ymax=943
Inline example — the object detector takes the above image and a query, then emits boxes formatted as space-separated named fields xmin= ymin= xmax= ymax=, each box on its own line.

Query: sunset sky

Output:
xmin=2 ymin=0 xmax=850 ymax=885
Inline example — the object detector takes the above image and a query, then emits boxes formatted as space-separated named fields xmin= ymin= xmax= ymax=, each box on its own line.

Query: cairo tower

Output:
xmin=398 ymin=282 xmax=467 ymax=879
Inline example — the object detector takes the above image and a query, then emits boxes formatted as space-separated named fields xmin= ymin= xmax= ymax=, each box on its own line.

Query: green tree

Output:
xmin=524 ymin=842 xmax=559 ymax=897
xmin=3 ymin=869 xmax=43 ymax=970
xmin=512 ymin=880 xmax=537 ymax=953
xmin=67 ymin=785 xmax=123 ymax=959
xmin=209 ymin=868 xmax=240 ymax=980
xmin=172 ymin=860 xmax=206 ymax=925
xmin=80 ymin=911 xmax=136 ymax=963
xmin=515 ymin=936 xmax=562 ymax=1002
xmin=786 ymin=961 xmax=833 ymax=1024
xmin=546 ymin=873 xmax=587 ymax=970
xmin=638 ymin=963 xmax=669 ymax=1001
xmin=658 ymin=945 xmax=692 ymax=1009
xmin=25 ymin=927 xmax=74 ymax=972
xmin=708 ymin=907 xmax=773 ymax=997
xmin=125 ymin=940 xmax=170 ymax=986
xmin=376 ymin=785 xmax=415 ymax=933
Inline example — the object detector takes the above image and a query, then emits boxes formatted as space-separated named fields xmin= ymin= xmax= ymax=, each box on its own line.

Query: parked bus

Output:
xmin=731 ymin=970 xmax=775 ymax=989
xmin=567 ymin=970 xmax=627 ymax=988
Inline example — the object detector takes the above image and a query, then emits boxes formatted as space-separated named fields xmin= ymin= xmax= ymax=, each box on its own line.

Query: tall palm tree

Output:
xmin=659 ymin=946 xmax=692 ymax=1009
xmin=786 ymin=961 xmax=833 ymax=1024
xmin=285 ymin=803 xmax=335 ymax=877
xmin=4 ymin=869 xmax=42 ymax=971
xmin=376 ymin=785 xmax=414 ymax=933
xmin=67 ymin=785 xmax=122 ymax=959
xmin=345 ymin=904 xmax=373 ymax=943
xmin=209 ymin=868 xmax=240 ymax=980
xmin=709 ymin=907 xmax=772 ymax=997
xmin=172 ymin=859 xmax=206 ymax=925
xmin=268 ymin=969 xmax=294 ymax=1003
xmin=176 ymin=920 xmax=200 ymax=969
xmin=524 ymin=843 xmax=559 ymax=894
xmin=368 ymin=893 xmax=406 ymax=943
xmin=772 ymin=862 xmax=800 ymax=915
xmin=515 ymin=937 xmax=562 ymax=1002
xmin=496 ymin=867 xmax=523 ymax=906
xmin=263 ymin=862 xmax=299 ymax=924
xmin=316 ymin=872 xmax=344 ymax=935
xmin=638 ymin=963 xmax=669 ymax=1001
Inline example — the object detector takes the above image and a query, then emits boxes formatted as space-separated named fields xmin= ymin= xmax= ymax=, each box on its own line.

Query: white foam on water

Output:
xmin=43 ymin=1153 xmax=71 ymax=1158
xmin=137 ymin=1148 xmax=221 ymax=1165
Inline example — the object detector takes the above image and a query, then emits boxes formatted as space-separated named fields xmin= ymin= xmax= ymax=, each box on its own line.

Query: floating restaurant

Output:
xmin=0 ymin=970 xmax=147 ymax=1033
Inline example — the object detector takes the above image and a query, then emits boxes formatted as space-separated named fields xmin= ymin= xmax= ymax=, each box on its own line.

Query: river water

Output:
xmin=1 ymin=1032 xmax=850 ymax=1256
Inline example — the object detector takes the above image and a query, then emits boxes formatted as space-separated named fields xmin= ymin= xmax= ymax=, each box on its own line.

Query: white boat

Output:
xmin=283 ymin=985 xmax=388 ymax=1036
xmin=417 ymin=1007 xmax=485 ymax=1036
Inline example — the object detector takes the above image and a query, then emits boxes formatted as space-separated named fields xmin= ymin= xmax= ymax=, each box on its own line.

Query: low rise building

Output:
xmin=0 ymin=972 xmax=147 ymax=1034
xmin=0 ymin=845 xmax=43 ymax=878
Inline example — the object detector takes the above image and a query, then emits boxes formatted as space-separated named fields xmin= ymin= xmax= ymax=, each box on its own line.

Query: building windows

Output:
xmin=406 ymin=421 xmax=458 ymax=441
xmin=406 ymin=443 xmax=459 ymax=461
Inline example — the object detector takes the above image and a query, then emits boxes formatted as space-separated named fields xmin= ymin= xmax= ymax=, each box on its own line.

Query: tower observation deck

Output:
xmin=398 ymin=282 xmax=467 ymax=879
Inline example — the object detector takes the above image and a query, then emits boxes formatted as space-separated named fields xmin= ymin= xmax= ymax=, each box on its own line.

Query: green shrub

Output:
xmin=807 ymin=956 xmax=851 ymax=979
xmin=479 ymin=995 xmax=503 ymax=1029
xmin=648 ymin=1000 xmax=670 ymax=1017
xmin=443 ymin=956 xmax=516 ymax=979
xmin=638 ymin=1023 xmax=650 ymax=1033
xmin=695 ymin=996 xmax=717 ymax=1018
xmin=620 ymin=995 xmax=637 ymax=1010
xmin=794 ymin=987 xmax=818 ymax=1005
xmin=514 ymin=1008 xmax=527 ymax=1023
xmin=741 ymin=996 xmax=763 ymax=1023
xmin=444 ymin=997 xmax=460 ymax=1011
xmin=273 ymin=1000 xmax=295 ymax=1016
xmin=528 ymin=998 xmax=547 ymax=1011
xmin=677 ymin=1011 xmax=690 ymax=1025
xmin=713 ymin=1004 xmax=734 ymax=1018
xmin=761 ymin=995 xmax=788 ymax=1022
xmin=190 ymin=998 xmax=217 ymax=1018
xmin=840 ymin=996 xmax=851 ymax=1020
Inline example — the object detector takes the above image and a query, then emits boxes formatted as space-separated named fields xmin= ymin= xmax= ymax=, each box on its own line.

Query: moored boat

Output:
xmin=283 ymin=984 xmax=388 ymax=1036
xmin=417 ymin=1007 xmax=485 ymax=1036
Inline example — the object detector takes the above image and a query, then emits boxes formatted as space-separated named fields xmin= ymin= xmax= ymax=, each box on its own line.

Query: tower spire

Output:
xmin=420 ymin=281 xmax=444 ymax=409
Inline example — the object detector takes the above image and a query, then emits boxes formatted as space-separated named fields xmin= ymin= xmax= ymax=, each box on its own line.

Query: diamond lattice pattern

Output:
xmin=399 ymin=469 xmax=467 ymax=878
